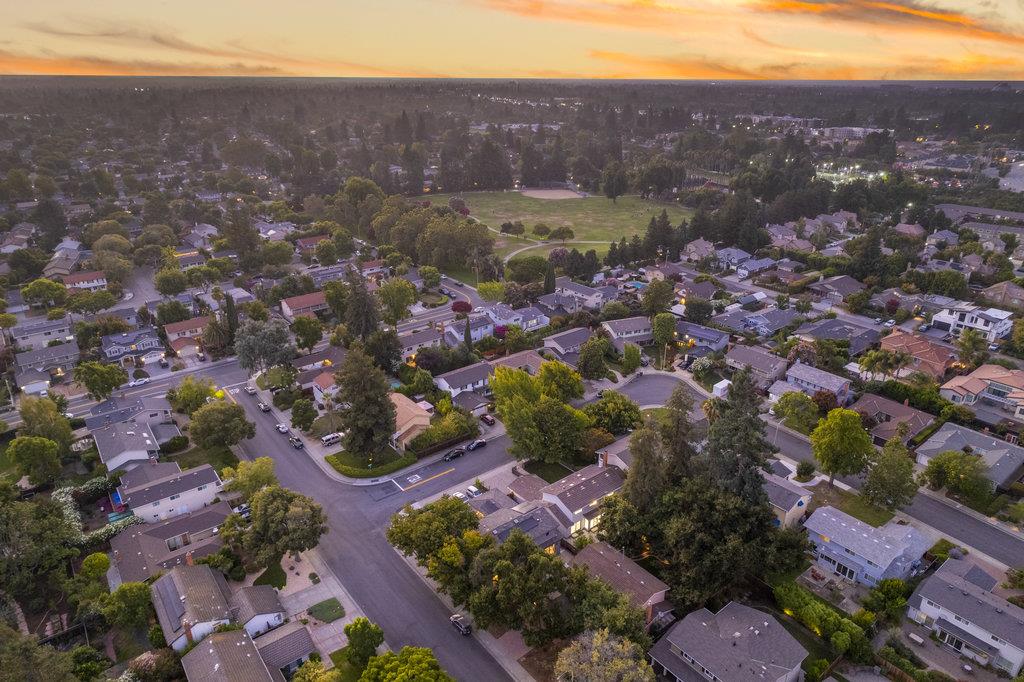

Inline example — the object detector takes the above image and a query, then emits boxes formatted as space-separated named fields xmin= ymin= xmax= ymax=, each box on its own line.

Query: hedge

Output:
xmin=772 ymin=582 xmax=874 ymax=664
xmin=408 ymin=410 xmax=479 ymax=454
xmin=325 ymin=452 xmax=417 ymax=478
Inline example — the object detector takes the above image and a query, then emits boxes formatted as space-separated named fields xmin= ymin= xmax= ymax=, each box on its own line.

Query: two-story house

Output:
xmin=435 ymin=361 xmax=493 ymax=398
xmin=916 ymin=422 xmax=1024 ymax=491
xmin=879 ymin=329 xmax=955 ymax=380
xmin=941 ymin=364 xmax=1024 ymax=423
xmin=9 ymin=316 xmax=73 ymax=350
xmin=62 ymin=270 xmax=108 ymax=292
xmin=675 ymin=321 xmax=729 ymax=353
xmin=804 ymin=506 xmax=928 ymax=586
xmin=540 ymin=464 xmax=625 ymax=534
xmin=931 ymin=305 xmax=1014 ymax=343
xmin=117 ymin=462 xmax=223 ymax=523
xmin=807 ymin=274 xmax=865 ymax=304
xmin=484 ymin=304 xmax=549 ymax=331
xmin=850 ymin=393 xmax=934 ymax=446
xmin=554 ymin=276 xmax=612 ymax=311
xmin=649 ymin=602 xmax=808 ymax=682
xmin=725 ymin=345 xmax=788 ymax=388
xmin=102 ymin=327 xmax=164 ymax=366
xmin=443 ymin=315 xmax=494 ymax=347
xmin=776 ymin=362 xmax=851 ymax=404
xmin=280 ymin=291 xmax=328 ymax=322
xmin=164 ymin=315 xmax=210 ymax=358
xmin=542 ymin=327 xmax=593 ymax=367
xmin=762 ymin=471 xmax=811 ymax=528
xmin=398 ymin=327 xmax=446 ymax=362
xmin=682 ymin=237 xmax=715 ymax=262
xmin=14 ymin=340 xmax=80 ymax=388
xmin=601 ymin=316 xmax=653 ymax=352
xmin=715 ymin=247 xmax=751 ymax=270
xmin=907 ymin=558 xmax=1024 ymax=675
xmin=566 ymin=541 xmax=668 ymax=623
xmin=982 ymin=281 xmax=1024 ymax=310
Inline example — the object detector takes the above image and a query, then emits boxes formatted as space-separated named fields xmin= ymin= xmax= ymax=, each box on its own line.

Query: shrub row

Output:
xmin=325 ymin=453 xmax=417 ymax=478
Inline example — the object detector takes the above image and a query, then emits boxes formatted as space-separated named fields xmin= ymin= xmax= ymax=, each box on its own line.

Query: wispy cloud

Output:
xmin=0 ymin=49 xmax=288 ymax=76
xmin=467 ymin=0 xmax=706 ymax=31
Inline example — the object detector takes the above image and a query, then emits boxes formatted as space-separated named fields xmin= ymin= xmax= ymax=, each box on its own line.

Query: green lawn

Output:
xmin=166 ymin=445 xmax=239 ymax=474
xmin=307 ymin=597 xmax=345 ymax=623
xmin=325 ymin=448 xmax=416 ymax=478
xmin=329 ymin=647 xmax=365 ymax=682
xmin=433 ymin=192 xmax=692 ymax=244
xmin=807 ymin=482 xmax=894 ymax=527
xmin=254 ymin=561 xmax=287 ymax=589
xmin=524 ymin=459 xmax=574 ymax=484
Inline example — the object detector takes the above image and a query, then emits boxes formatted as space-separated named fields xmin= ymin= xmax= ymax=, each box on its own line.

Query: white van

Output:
xmin=320 ymin=432 xmax=343 ymax=447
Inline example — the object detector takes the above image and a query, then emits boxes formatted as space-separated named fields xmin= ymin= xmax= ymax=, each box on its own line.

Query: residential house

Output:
xmin=566 ymin=541 xmax=668 ymax=622
xmin=398 ymin=327 xmax=445 ymax=362
xmin=254 ymin=220 xmax=296 ymax=241
xmin=597 ymin=435 xmax=634 ymax=471
xmin=804 ymin=506 xmax=928 ymax=585
xmin=117 ymin=463 xmax=223 ymax=523
xmin=43 ymin=255 xmax=77 ymax=279
xmin=649 ymin=602 xmax=808 ymax=682
xmin=5 ymin=290 xmax=27 ymax=314
xmin=164 ymin=316 xmax=210 ymax=344
xmin=736 ymin=257 xmax=777 ymax=279
xmin=926 ymin=229 xmax=960 ymax=247
xmin=941 ymin=364 xmax=1024 ymax=423
xmin=183 ymin=223 xmax=218 ymax=250
xmin=10 ymin=316 xmax=73 ymax=351
xmin=479 ymin=501 xmax=569 ymax=554
xmin=715 ymin=247 xmax=751 ymax=270
xmin=643 ymin=261 xmax=685 ymax=281
xmin=916 ymin=422 xmax=1024 ymax=491
xmin=231 ymin=585 xmax=285 ymax=639
xmin=435 ymin=361 xmax=493 ymax=398
xmin=714 ymin=306 xmax=800 ymax=337
xmin=280 ymin=291 xmax=328 ymax=322
xmin=762 ymin=471 xmax=811 ymax=528
xmin=936 ymin=203 xmax=1024 ymax=225
xmin=311 ymin=372 xmax=340 ymax=408
xmin=14 ymin=340 xmax=80 ymax=392
xmin=907 ymin=558 xmax=1024 ymax=675
xmin=931 ymin=305 xmax=1013 ymax=343
xmin=62 ymin=270 xmax=108 ymax=292
xmin=675 ymin=321 xmax=729 ymax=353
xmin=850 ymin=393 xmax=934 ymax=446
xmin=540 ymin=464 xmax=625 ymax=534
xmin=107 ymin=502 xmax=232 ymax=587
xmin=796 ymin=318 xmax=879 ymax=357
xmin=290 ymin=345 xmax=345 ymax=373
xmin=390 ymin=393 xmax=431 ymax=452
xmin=94 ymin=419 xmax=160 ymax=471
xmin=253 ymin=622 xmax=319 ymax=678
xmin=880 ymin=329 xmax=955 ymax=380
xmin=779 ymin=362 xmax=851 ymax=404
xmin=443 ymin=315 xmax=494 ymax=347
xmin=177 ymin=252 xmax=208 ymax=270
xmin=542 ymin=327 xmax=592 ymax=366
xmin=601 ymin=316 xmax=653 ymax=352
xmin=484 ymin=304 xmax=549 ymax=331
xmin=86 ymin=396 xmax=173 ymax=432
xmin=152 ymin=564 xmax=233 ymax=651
xmin=180 ymin=630 xmax=276 ymax=682
xmin=198 ymin=287 xmax=255 ymax=313
xmin=892 ymin=222 xmax=927 ymax=239
xmin=295 ymin=234 xmax=329 ymax=255
xmin=307 ymin=262 xmax=353 ymax=288
xmin=807 ymin=274 xmax=865 ymax=304
xmin=14 ymin=368 xmax=52 ymax=396
xmin=554 ymin=276 xmax=612 ymax=311
xmin=725 ymin=345 xmax=788 ymax=388
xmin=982 ymin=281 xmax=1024 ymax=309
xmin=682 ymin=237 xmax=715 ymax=262
xmin=102 ymin=327 xmax=164 ymax=366
xmin=535 ymin=291 xmax=585 ymax=317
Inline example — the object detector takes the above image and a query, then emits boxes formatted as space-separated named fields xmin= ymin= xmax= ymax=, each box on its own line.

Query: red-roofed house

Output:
xmin=295 ymin=235 xmax=329 ymax=255
xmin=281 ymin=291 xmax=328 ymax=322
xmin=164 ymin=316 xmax=210 ymax=343
xmin=312 ymin=371 xmax=339 ymax=407
xmin=62 ymin=271 xmax=108 ymax=292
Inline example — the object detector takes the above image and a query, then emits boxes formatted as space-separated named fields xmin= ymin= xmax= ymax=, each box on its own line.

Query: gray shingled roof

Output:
xmin=602 ymin=316 xmax=651 ymax=336
xmin=916 ymin=422 xmax=1024 ymax=489
xmin=568 ymin=541 xmax=667 ymax=608
xmin=93 ymin=420 xmax=159 ymax=465
xmin=231 ymin=585 xmax=283 ymax=626
xmin=908 ymin=558 xmax=1024 ymax=651
xmin=254 ymin=622 xmax=316 ymax=672
xmin=726 ymin=345 xmax=787 ymax=375
xmin=118 ymin=464 xmax=220 ymax=508
xmin=786 ymin=362 xmax=849 ymax=394
xmin=436 ymin=360 xmax=492 ymax=389
xmin=761 ymin=472 xmax=808 ymax=513
xmin=14 ymin=340 xmax=79 ymax=368
xmin=541 ymin=464 xmax=624 ymax=514
xmin=650 ymin=602 xmax=806 ymax=681
xmin=181 ymin=630 xmax=275 ymax=682
xmin=152 ymin=564 xmax=232 ymax=643
xmin=804 ymin=506 xmax=928 ymax=569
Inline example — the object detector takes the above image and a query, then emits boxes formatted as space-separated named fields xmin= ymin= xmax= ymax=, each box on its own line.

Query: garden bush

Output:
xmin=772 ymin=582 xmax=873 ymax=664
xmin=159 ymin=435 xmax=189 ymax=455
xmin=326 ymin=452 xmax=416 ymax=478
xmin=408 ymin=410 xmax=479 ymax=453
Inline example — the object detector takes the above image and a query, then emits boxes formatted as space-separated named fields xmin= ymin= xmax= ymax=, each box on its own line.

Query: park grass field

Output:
xmin=432 ymin=191 xmax=692 ymax=244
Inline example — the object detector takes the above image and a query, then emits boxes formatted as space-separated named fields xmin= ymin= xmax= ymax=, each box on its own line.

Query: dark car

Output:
xmin=480 ymin=414 xmax=496 ymax=426
xmin=442 ymin=448 xmax=465 ymax=462
xmin=288 ymin=436 xmax=304 ymax=449
xmin=450 ymin=614 xmax=472 ymax=636
xmin=467 ymin=439 xmax=487 ymax=451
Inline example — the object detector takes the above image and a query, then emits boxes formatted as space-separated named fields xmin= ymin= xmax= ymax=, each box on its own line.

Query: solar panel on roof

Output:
xmin=156 ymin=576 xmax=185 ymax=623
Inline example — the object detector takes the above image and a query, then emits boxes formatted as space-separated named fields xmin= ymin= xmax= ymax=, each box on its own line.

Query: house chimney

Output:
xmin=183 ymin=620 xmax=194 ymax=644
xmin=185 ymin=551 xmax=194 ymax=566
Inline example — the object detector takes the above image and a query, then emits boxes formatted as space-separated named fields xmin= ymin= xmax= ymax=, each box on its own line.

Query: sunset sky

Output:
xmin=2 ymin=0 xmax=1024 ymax=80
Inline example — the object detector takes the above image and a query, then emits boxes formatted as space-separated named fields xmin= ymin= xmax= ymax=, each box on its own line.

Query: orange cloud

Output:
xmin=469 ymin=0 xmax=704 ymax=31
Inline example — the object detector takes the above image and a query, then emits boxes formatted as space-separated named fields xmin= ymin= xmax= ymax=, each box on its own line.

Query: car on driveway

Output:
xmin=257 ymin=402 xmax=271 ymax=412
xmin=989 ymin=343 xmax=1001 ymax=351
xmin=127 ymin=378 xmax=150 ymax=387
xmin=480 ymin=414 xmax=496 ymax=426
xmin=884 ymin=319 xmax=896 ymax=328
xmin=442 ymin=447 xmax=465 ymax=462
xmin=276 ymin=423 xmax=289 ymax=433
xmin=466 ymin=485 xmax=481 ymax=497
xmin=450 ymin=614 xmax=472 ymax=636
xmin=288 ymin=436 xmax=304 ymax=449
xmin=244 ymin=386 xmax=257 ymax=395
xmin=467 ymin=439 xmax=487 ymax=451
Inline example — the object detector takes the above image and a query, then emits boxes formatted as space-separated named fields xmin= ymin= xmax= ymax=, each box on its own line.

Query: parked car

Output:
xmin=276 ymin=423 xmax=289 ymax=434
xmin=465 ymin=485 xmax=481 ymax=497
xmin=450 ymin=614 xmax=472 ymax=636
xmin=884 ymin=319 xmax=896 ymax=328
xmin=467 ymin=439 xmax=487 ymax=451
xmin=257 ymin=402 xmax=271 ymax=412
xmin=127 ymin=378 xmax=150 ymax=387
xmin=442 ymin=448 xmax=465 ymax=462
xmin=232 ymin=503 xmax=251 ymax=520
xmin=196 ymin=351 xmax=207 ymax=361
xmin=918 ymin=323 xmax=931 ymax=332
xmin=639 ymin=356 xmax=650 ymax=367
xmin=989 ymin=343 xmax=1001 ymax=351
xmin=288 ymin=436 xmax=304 ymax=449
xmin=244 ymin=386 xmax=257 ymax=395
xmin=158 ymin=357 xmax=169 ymax=368
xmin=480 ymin=414 xmax=496 ymax=426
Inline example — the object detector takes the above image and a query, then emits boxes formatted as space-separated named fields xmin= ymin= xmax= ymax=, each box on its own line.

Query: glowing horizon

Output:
xmin=2 ymin=0 xmax=1024 ymax=81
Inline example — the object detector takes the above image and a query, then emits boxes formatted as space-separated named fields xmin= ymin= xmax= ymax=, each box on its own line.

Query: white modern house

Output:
xmin=931 ymin=305 xmax=1013 ymax=343
xmin=117 ymin=463 xmax=223 ymax=523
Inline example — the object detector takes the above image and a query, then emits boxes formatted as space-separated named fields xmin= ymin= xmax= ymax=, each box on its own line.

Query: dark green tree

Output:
xmin=335 ymin=344 xmax=396 ymax=456
xmin=703 ymin=368 xmax=771 ymax=504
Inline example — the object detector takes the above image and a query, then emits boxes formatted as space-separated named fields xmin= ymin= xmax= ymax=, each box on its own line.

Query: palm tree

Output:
xmin=859 ymin=349 xmax=886 ymax=380
xmin=701 ymin=398 xmax=723 ymax=425
xmin=956 ymin=328 xmax=986 ymax=368
xmin=888 ymin=350 xmax=913 ymax=379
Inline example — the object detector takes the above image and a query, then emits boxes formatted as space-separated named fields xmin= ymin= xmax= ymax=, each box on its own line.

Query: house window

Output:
xmin=152 ymin=501 xmax=160 ymax=506
xmin=197 ymin=485 xmax=206 ymax=492
xmin=169 ymin=494 xmax=180 ymax=501
xmin=953 ymin=614 xmax=971 ymax=627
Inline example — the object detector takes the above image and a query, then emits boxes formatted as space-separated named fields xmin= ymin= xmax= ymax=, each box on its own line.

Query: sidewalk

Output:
xmin=392 ymin=546 xmax=535 ymax=682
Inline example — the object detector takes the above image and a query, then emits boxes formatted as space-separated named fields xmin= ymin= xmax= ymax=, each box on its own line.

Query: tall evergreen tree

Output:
xmin=703 ymin=368 xmax=771 ymax=504
xmin=659 ymin=385 xmax=700 ymax=480
xmin=463 ymin=317 xmax=473 ymax=353
xmin=344 ymin=271 xmax=379 ymax=340
xmin=620 ymin=425 xmax=668 ymax=513
xmin=223 ymin=293 xmax=238 ymax=344
xmin=544 ymin=262 xmax=556 ymax=293
xmin=336 ymin=344 xmax=396 ymax=456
